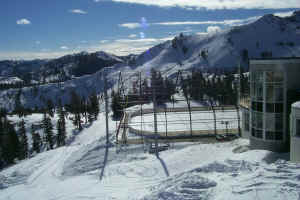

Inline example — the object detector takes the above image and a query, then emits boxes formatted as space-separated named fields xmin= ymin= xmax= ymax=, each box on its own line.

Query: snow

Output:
xmin=292 ymin=101 xmax=300 ymax=108
xmin=130 ymin=110 xmax=239 ymax=132
xmin=1 ymin=11 xmax=300 ymax=200
xmin=0 ymin=76 xmax=23 ymax=84
xmin=7 ymin=113 xmax=75 ymax=150
xmin=1 ymin=107 xmax=300 ymax=200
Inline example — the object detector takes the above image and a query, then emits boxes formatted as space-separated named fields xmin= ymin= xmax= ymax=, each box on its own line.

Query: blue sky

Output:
xmin=0 ymin=0 xmax=299 ymax=60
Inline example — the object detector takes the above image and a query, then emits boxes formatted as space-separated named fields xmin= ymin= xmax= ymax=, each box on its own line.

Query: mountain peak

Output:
xmin=293 ymin=10 xmax=300 ymax=16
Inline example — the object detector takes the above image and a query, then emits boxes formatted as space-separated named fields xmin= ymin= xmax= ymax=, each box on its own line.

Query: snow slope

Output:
xmin=1 ymin=108 xmax=300 ymax=200
xmin=133 ymin=10 xmax=300 ymax=77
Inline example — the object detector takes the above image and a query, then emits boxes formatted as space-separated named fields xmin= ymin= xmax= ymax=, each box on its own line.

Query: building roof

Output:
xmin=250 ymin=57 xmax=300 ymax=65
xmin=250 ymin=57 xmax=300 ymax=61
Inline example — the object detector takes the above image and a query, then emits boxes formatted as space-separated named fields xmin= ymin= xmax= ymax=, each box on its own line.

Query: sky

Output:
xmin=0 ymin=0 xmax=299 ymax=60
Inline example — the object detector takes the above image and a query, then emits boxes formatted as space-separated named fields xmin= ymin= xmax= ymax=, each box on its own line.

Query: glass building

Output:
xmin=247 ymin=58 xmax=300 ymax=152
xmin=290 ymin=101 xmax=300 ymax=162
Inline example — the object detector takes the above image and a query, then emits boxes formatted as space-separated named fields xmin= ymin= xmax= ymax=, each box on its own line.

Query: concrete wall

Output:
xmin=290 ymin=137 xmax=300 ymax=162
xmin=241 ymin=108 xmax=250 ymax=139
xmin=290 ymin=106 xmax=300 ymax=162
xmin=250 ymin=137 xmax=288 ymax=152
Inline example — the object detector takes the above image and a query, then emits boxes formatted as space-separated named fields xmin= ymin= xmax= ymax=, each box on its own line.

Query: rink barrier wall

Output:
xmin=126 ymin=106 xmax=238 ymax=138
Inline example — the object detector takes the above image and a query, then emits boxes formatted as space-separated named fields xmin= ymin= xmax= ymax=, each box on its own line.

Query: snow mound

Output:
xmin=192 ymin=159 xmax=254 ymax=174
xmin=62 ymin=137 xmax=112 ymax=176
xmin=142 ymin=171 xmax=217 ymax=200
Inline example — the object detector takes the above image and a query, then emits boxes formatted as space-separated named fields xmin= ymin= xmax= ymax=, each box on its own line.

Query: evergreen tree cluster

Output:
xmin=181 ymin=69 xmax=249 ymax=105
xmin=65 ymin=91 xmax=100 ymax=130
xmin=0 ymin=109 xmax=20 ymax=168
xmin=111 ymin=68 xmax=176 ymax=119
xmin=0 ymin=90 xmax=101 ymax=170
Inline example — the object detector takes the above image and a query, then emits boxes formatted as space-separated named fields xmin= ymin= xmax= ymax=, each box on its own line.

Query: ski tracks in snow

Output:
xmin=25 ymin=146 xmax=79 ymax=186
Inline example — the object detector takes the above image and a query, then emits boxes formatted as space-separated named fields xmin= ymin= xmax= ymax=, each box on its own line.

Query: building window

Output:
xmin=274 ymin=87 xmax=283 ymax=101
xmin=296 ymin=119 xmax=300 ymax=137
xmin=266 ymin=71 xmax=283 ymax=83
xmin=252 ymin=101 xmax=263 ymax=112
xmin=266 ymin=131 xmax=283 ymax=141
xmin=266 ymin=103 xmax=283 ymax=113
xmin=244 ymin=111 xmax=250 ymax=131
xmin=252 ymin=111 xmax=263 ymax=129
xmin=252 ymin=128 xmax=263 ymax=139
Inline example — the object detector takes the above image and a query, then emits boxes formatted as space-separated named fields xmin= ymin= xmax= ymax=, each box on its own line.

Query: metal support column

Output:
xmin=152 ymin=83 xmax=159 ymax=157
xmin=104 ymin=73 xmax=109 ymax=145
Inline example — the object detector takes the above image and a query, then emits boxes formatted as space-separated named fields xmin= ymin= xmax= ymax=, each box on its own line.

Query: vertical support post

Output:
xmin=238 ymin=61 xmax=241 ymax=107
xmin=237 ymin=61 xmax=241 ymax=137
xmin=139 ymin=72 xmax=145 ymax=150
xmin=152 ymin=82 xmax=159 ymax=157
xmin=164 ymin=107 xmax=168 ymax=137
xmin=104 ymin=72 xmax=109 ymax=145
xmin=236 ymin=104 xmax=241 ymax=137
xmin=188 ymin=100 xmax=193 ymax=137
xmin=210 ymin=100 xmax=217 ymax=138
xmin=226 ymin=121 xmax=229 ymax=136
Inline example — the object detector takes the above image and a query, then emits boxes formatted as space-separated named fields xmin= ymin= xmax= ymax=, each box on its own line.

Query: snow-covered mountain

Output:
xmin=0 ymin=51 xmax=125 ymax=84
xmin=1 ymin=11 xmax=300 ymax=111
xmin=0 ymin=77 xmax=24 ymax=85
xmin=132 ymin=10 xmax=300 ymax=75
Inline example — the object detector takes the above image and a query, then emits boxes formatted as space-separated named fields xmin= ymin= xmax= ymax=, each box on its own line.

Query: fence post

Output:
xmin=210 ymin=100 xmax=217 ymax=138
xmin=236 ymin=104 xmax=241 ymax=137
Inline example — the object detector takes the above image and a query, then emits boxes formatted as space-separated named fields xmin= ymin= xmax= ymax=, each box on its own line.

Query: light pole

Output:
xmin=221 ymin=120 xmax=229 ymax=137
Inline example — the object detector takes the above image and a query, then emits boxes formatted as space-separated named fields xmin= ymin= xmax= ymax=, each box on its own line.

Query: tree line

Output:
xmin=181 ymin=68 xmax=249 ymax=105
xmin=0 ymin=91 xmax=100 ymax=170
xmin=111 ymin=69 xmax=176 ymax=119
xmin=111 ymin=68 xmax=249 ymax=118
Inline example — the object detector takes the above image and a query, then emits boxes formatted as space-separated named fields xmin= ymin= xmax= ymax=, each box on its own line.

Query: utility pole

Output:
xmin=152 ymin=79 xmax=159 ymax=157
xmin=104 ymin=72 xmax=109 ymax=145
xmin=100 ymin=67 xmax=112 ymax=181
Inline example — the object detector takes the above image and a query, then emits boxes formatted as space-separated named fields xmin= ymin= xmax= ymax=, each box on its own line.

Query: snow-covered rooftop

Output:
xmin=292 ymin=101 xmax=300 ymax=108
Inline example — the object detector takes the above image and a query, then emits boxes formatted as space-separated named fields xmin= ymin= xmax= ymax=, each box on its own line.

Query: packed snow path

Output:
xmin=1 ymin=112 xmax=300 ymax=200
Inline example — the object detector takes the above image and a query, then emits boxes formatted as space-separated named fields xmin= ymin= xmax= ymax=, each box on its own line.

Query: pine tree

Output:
xmin=43 ymin=113 xmax=54 ymax=150
xmin=46 ymin=99 xmax=54 ymax=118
xmin=111 ymin=90 xmax=123 ymax=120
xmin=31 ymin=124 xmax=41 ymax=153
xmin=15 ymin=89 xmax=26 ymax=117
xmin=56 ymin=103 xmax=66 ymax=147
xmin=1 ymin=119 xmax=20 ymax=165
xmin=66 ymin=91 xmax=83 ymax=130
xmin=89 ymin=92 xmax=100 ymax=121
xmin=18 ymin=119 xmax=28 ymax=159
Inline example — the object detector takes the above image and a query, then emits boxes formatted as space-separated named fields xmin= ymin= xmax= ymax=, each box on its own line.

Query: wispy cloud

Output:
xmin=0 ymin=36 xmax=174 ymax=60
xmin=128 ymin=34 xmax=137 ymax=38
xmin=119 ymin=16 xmax=259 ymax=29
xmin=16 ymin=18 xmax=31 ymax=25
xmin=35 ymin=41 xmax=41 ymax=45
xmin=60 ymin=46 xmax=69 ymax=50
xmin=207 ymin=26 xmax=221 ymax=34
xmin=119 ymin=23 xmax=141 ymax=29
xmin=273 ymin=11 xmax=295 ymax=17
xmin=100 ymin=40 xmax=109 ymax=43
xmin=106 ymin=0 xmax=300 ymax=10
xmin=69 ymin=9 xmax=87 ymax=14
